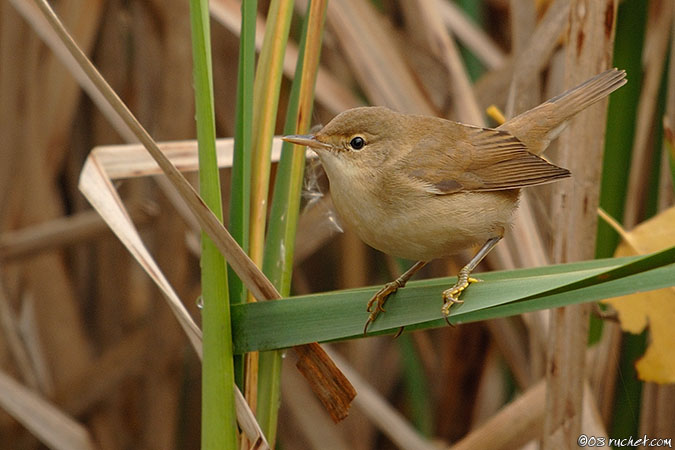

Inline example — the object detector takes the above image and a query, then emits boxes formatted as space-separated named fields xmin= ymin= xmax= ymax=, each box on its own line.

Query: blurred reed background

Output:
xmin=1 ymin=0 xmax=673 ymax=449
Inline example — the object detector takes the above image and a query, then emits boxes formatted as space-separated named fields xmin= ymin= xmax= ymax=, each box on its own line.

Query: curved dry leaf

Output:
xmin=603 ymin=206 xmax=675 ymax=383
xmin=79 ymin=154 xmax=204 ymax=354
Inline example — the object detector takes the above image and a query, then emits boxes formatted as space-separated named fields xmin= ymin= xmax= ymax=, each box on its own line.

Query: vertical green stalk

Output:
xmin=258 ymin=1 xmax=328 ymax=445
xmin=244 ymin=0 xmax=293 ymax=423
xmin=248 ymin=0 xmax=294 ymax=271
xmin=596 ymin=1 xmax=647 ymax=438
xmin=188 ymin=0 xmax=236 ymax=447
xmin=229 ymin=0 xmax=257 ymax=390
xmin=457 ymin=0 xmax=485 ymax=80
xmin=398 ymin=334 xmax=433 ymax=436
xmin=263 ymin=4 xmax=326 ymax=292
xmin=597 ymin=0 xmax=647 ymax=258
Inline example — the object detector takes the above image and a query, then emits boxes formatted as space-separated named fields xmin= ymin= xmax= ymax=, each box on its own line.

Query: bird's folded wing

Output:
xmin=404 ymin=127 xmax=570 ymax=194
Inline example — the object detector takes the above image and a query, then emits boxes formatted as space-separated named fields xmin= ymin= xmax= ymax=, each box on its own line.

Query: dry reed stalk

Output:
xmin=581 ymin=382 xmax=609 ymax=438
xmin=411 ymin=328 xmax=436 ymax=376
xmin=508 ymin=0 xmax=539 ymax=115
xmin=522 ymin=307 xmax=549 ymax=379
xmin=9 ymin=297 xmax=52 ymax=402
xmin=0 ymin=2 xmax=25 ymax=219
xmin=137 ymin=4 xmax=196 ymax=444
xmin=40 ymin=0 xmax=103 ymax=167
xmin=280 ymin=357 xmax=352 ymax=450
xmin=9 ymin=0 xmax=133 ymax=141
xmin=0 ymin=282 xmax=41 ymax=392
xmin=210 ymin=0 xmax=361 ymax=115
xmin=12 ymin=7 xmax=137 ymax=441
xmin=0 ymin=203 xmax=156 ymax=261
xmin=485 ymin=1 xmax=569 ymax=397
xmin=639 ymin=383 xmax=675 ymax=442
xmin=507 ymin=0 xmax=570 ymax=115
xmin=91 ymin=214 xmax=142 ymax=446
xmin=581 ymin=203 xmax=625 ymax=423
xmin=484 ymin=3 xmax=570 ymax=386
xmin=92 ymin=0 xmax=147 ymax=366
xmin=484 ymin=318 xmax=531 ymax=388
xmin=294 ymin=195 xmax=340 ymax=264
xmin=659 ymin=145 xmax=675 ymax=210
xmin=451 ymin=380 xmax=546 ymax=450
xmin=406 ymin=0 xmax=484 ymax=123
xmin=331 ymin=336 xmax=401 ymax=450
xmin=544 ymin=0 xmax=619 ymax=446
xmin=469 ymin=346 xmax=509 ymax=427
xmin=546 ymin=383 xmax=609 ymax=444
xmin=433 ymin=324 xmax=490 ymax=441
xmin=4 ymin=0 xmax=98 ymax=392
xmin=497 ymin=0 xmax=570 ymax=271
xmin=453 ymin=380 xmax=608 ymax=450
xmin=336 ymin=244 xmax=393 ymax=449
xmin=326 ymin=0 xmax=434 ymax=115
xmin=586 ymin=324 xmax=622 ymax=424
xmin=334 ymin=230 xmax=372 ymax=446
xmin=473 ymin=0 xmax=570 ymax=114
xmin=326 ymin=348 xmax=437 ymax=450
xmin=474 ymin=1 xmax=573 ymax=285
xmin=438 ymin=0 xmax=506 ymax=70
xmin=53 ymin=327 xmax=149 ymax=417
xmin=0 ymin=371 xmax=96 ymax=450
xmin=340 ymin=231 xmax=368 ymax=290
xmin=90 ymin=139 xmax=294 ymax=179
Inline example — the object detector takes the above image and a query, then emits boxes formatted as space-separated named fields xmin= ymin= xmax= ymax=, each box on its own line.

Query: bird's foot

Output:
xmin=363 ymin=279 xmax=404 ymax=334
xmin=441 ymin=271 xmax=481 ymax=317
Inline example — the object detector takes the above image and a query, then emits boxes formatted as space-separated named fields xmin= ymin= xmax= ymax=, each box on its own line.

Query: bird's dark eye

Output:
xmin=349 ymin=136 xmax=365 ymax=150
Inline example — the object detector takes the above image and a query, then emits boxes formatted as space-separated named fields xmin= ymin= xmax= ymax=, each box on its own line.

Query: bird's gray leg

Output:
xmin=364 ymin=260 xmax=428 ymax=334
xmin=441 ymin=236 xmax=502 ymax=316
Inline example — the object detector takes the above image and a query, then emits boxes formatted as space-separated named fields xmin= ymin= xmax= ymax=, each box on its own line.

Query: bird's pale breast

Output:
xmin=327 ymin=160 xmax=519 ymax=261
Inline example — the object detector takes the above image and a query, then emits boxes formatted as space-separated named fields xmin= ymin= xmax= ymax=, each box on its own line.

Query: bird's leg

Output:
xmin=441 ymin=236 xmax=502 ymax=317
xmin=364 ymin=260 xmax=428 ymax=334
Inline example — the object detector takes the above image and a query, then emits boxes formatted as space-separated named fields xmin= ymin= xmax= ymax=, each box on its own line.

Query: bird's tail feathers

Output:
xmin=500 ymin=68 xmax=627 ymax=155
xmin=546 ymin=68 xmax=626 ymax=122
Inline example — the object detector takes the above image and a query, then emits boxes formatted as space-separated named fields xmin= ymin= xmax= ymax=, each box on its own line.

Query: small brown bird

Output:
xmin=283 ymin=68 xmax=626 ymax=333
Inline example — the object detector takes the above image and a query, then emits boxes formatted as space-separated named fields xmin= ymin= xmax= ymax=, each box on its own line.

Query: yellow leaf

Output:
xmin=603 ymin=206 xmax=675 ymax=383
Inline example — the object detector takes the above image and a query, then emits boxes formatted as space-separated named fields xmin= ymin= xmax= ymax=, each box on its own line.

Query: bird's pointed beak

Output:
xmin=282 ymin=134 xmax=332 ymax=150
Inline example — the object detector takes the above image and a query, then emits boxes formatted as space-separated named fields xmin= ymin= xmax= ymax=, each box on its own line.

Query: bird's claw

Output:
xmin=441 ymin=276 xmax=481 ymax=317
xmin=363 ymin=280 xmax=402 ymax=334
